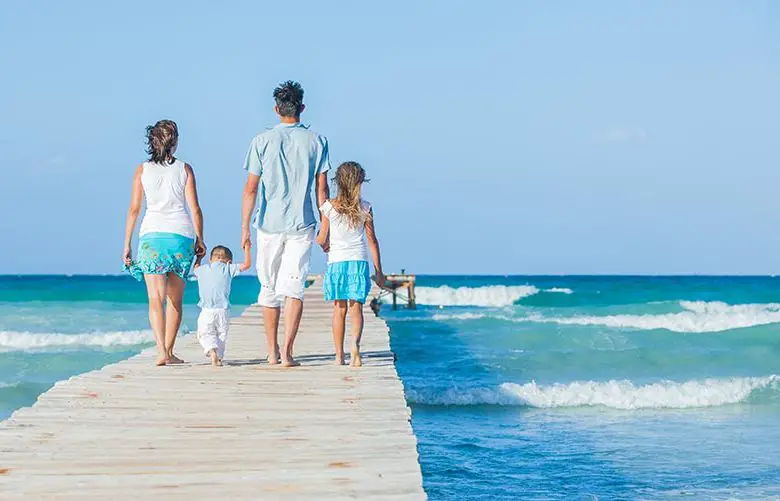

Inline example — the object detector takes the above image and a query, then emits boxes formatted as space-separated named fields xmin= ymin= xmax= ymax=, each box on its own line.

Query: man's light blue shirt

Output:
xmin=193 ymin=262 xmax=242 ymax=309
xmin=243 ymin=123 xmax=331 ymax=234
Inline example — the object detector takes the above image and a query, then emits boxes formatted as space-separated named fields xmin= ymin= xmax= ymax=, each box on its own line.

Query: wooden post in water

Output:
xmin=374 ymin=273 xmax=416 ymax=312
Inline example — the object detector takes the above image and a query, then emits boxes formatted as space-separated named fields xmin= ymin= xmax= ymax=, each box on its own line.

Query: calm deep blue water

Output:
xmin=3 ymin=275 xmax=780 ymax=500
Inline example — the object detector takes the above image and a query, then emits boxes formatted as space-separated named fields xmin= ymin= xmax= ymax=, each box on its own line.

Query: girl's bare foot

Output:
xmin=155 ymin=354 xmax=167 ymax=366
xmin=350 ymin=348 xmax=362 ymax=368
xmin=335 ymin=353 xmax=346 ymax=366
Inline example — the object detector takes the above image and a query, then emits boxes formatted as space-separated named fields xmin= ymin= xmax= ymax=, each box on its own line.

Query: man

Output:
xmin=241 ymin=80 xmax=330 ymax=367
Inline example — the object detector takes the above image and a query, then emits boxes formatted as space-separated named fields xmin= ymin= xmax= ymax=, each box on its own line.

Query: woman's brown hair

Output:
xmin=145 ymin=120 xmax=178 ymax=164
xmin=333 ymin=161 xmax=370 ymax=229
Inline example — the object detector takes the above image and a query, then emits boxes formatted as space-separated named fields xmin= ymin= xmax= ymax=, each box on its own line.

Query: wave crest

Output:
xmin=0 ymin=330 xmax=155 ymax=351
xmin=530 ymin=301 xmax=780 ymax=333
xmin=408 ymin=376 xmax=779 ymax=410
xmin=412 ymin=285 xmax=539 ymax=307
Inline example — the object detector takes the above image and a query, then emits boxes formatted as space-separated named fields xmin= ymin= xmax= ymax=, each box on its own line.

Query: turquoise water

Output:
xmin=3 ymin=276 xmax=780 ymax=499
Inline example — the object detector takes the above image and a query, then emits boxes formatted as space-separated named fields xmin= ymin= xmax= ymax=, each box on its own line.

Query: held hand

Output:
xmin=320 ymin=239 xmax=330 ymax=253
xmin=374 ymin=271 xmax=386 ymax=288
xmin=241 ymin=229 xmax=252 ymax=250
xmin=123 ymin=246 xmax=133 ymax=267
xmin=194 ymin=238 xmax=207 ymax=258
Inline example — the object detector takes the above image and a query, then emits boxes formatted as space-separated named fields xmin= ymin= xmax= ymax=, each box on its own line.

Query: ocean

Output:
xmin=2 ymin=275 xmax=780 ymax=500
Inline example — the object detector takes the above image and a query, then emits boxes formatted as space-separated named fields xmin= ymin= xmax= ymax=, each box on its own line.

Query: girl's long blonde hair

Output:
xmin=333 ymin=161 xmax=370 ymax=229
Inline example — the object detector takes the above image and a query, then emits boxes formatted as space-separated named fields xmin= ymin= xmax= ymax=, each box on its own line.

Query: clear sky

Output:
xmin=0 ymin=1 xmax=778 ymax=275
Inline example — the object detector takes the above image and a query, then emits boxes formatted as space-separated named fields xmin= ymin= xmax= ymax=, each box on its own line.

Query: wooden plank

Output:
xmin=0 ymin=281 xmax=426 ymax=500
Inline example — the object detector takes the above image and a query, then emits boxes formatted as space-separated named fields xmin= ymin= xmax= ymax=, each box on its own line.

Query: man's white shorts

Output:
xmin=256 ymin=228 xmax=314 ymax=308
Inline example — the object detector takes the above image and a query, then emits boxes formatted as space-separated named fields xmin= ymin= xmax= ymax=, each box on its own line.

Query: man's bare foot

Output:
xmin=209 ymin=349 xmax=222 ymax=367
xmin=350 ymin=348 xmax=362 ymax=368
xmin=335 ymin=354 xmax=346 ymax=366
xmin=281 ymin=356 xmax=300 ymax=368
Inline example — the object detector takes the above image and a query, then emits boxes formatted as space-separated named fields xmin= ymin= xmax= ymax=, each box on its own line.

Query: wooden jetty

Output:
xmin=0 ymin=279 xmax=426 ymax=500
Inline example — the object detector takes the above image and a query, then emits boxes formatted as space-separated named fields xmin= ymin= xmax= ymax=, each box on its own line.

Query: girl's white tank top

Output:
xmin=138 ymin=159 xmax=195 ymax=238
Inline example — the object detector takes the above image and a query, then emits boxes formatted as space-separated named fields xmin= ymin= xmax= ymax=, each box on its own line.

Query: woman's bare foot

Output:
xmin=350 ymin=348 xmax=362 ymax=368
xmin=166 ymin=353 xmax=185 ymax=365
xmin=155 ymin=353 xmax=167 ymax=366
xmin=209 ymin=349 xmax=222 ymax=367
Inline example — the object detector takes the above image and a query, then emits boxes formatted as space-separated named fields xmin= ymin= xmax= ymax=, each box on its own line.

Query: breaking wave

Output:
xmin=0 ymin=330 xmax=155 ymax=351
xmin=528 ymin=301 xmax=780 ymax=333
xmin=407 ymin=375 xmax=780 ymax=410
xmin=413 ymin=285 xmax=540 ymax=307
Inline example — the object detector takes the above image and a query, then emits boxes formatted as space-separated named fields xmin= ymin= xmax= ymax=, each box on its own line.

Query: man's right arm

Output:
xmin=242 ymin=137 xmax=262 ymax=248
xmin=242 ymin=174 xmax=259 ymax=248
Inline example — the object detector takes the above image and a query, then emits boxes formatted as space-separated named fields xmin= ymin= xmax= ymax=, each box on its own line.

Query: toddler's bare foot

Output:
xmin=350 ymin=348 xmax=362 ymax=368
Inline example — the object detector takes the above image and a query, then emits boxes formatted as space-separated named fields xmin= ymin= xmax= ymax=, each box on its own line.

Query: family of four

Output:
xmin=122 ymin=81 xmax=384 ymax=368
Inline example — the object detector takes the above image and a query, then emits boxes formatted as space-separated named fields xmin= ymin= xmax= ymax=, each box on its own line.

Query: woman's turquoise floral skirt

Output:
xmin=324 ymin=260 xmax=372 ymax=303
xmin=124 ymin=232 xmax=195 ymax=282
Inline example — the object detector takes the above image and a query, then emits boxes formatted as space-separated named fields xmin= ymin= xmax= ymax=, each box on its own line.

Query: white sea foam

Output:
xmin=411 ymin=285 xmax=540 ymax=307
xmin=545 ymin=287 xmax=574 ymax=294
xmin=431 ymin=312 xmax=488 ymax=321
xmin=409 ymin=375 xmax=779 ymax=410
xmin=527 ymin=301 xmax=780 ymax=333
xmin=0 ymin=330 xmax=155 ymax=351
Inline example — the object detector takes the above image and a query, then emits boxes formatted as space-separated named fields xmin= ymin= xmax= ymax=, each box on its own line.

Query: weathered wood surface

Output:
xmin=0 ymin=280 xmax=426 ymax=500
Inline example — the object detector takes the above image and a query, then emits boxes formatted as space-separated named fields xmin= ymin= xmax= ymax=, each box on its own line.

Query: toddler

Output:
xmin=192 ymin=244 xmax=252 ymax=366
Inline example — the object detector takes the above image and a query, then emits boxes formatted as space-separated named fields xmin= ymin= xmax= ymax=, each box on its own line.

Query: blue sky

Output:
xmin=0 ymin=1 xmax=778 ymax=275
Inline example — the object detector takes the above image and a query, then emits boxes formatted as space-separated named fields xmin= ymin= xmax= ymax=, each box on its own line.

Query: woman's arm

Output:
xmin=123 ymin=165 xmax=144 ymax=265
xmin=365 ymin=210 xmax=384 ymax=287
xmin=184 ymin=163 xmax=206 ymax=257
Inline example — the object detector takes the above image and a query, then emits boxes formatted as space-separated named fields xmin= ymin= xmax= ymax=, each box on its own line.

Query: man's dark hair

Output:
xmin=273 ymin=80 xmax=304 ymax=118
xmin=211 ymin=245 xmax=233 ymax=261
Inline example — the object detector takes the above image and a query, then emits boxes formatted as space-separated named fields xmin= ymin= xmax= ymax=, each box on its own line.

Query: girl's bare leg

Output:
xmin=348 ymin=300 xmax=364 ymax=367
xmin=332 ymin=300 xmax=348 ymax=365
xmin=164 ymin=273 xmax=186 ymax=364
xmin=144 ymin=274 xmax=168 ymax=366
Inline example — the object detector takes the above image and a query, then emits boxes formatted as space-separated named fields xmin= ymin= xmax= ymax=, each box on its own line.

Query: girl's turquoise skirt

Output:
xmin=124 ymin=232 xmax=195 ymax=282
xmin=324 ymin=260 xmax=371 ymax=303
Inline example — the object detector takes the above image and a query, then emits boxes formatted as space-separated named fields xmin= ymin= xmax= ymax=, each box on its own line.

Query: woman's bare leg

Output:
xmin=164 ymin=272 xmax=186 ymax=364
xmin=332 ymin=300 xmax=348 ymax=365
xmin=144 ymin=274 xmax=168 ymax=366
xmin=349 ymin=300 xmax=364 ymax=367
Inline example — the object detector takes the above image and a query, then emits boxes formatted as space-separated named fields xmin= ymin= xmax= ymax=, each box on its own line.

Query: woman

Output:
xmin=123 ymin=120 xmax=205 ymax=366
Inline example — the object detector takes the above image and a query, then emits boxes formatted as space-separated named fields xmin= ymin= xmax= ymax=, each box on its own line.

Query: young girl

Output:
xmin=316 ymin=161 xmax=384 ymax=367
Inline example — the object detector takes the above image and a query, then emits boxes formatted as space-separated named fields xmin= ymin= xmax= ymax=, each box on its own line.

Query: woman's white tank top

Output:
xmin=138 ymin=159 xmax=195 ymax=238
